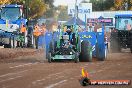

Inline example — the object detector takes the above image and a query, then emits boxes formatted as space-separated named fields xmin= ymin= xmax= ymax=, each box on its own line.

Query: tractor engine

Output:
xmin=57 ymin=35 xmax=75 ymax=55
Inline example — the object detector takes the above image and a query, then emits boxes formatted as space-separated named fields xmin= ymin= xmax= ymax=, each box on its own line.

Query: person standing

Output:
xmin=41 ymin=23 xmax=46 ymax=35
xmin=20 ymin=23 xmax=27 ymax=47
xmin=33 ymin=23 xmax=41 ymax=49
xmin=40 ymin=23 xmax=47 ymax=49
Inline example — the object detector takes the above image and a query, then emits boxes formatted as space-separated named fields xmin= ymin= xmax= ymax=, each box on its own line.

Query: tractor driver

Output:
xmin=64 ymin=27 xmax=76 ymax=46
xmin=64 ymin=27 xmax=72 ymax=42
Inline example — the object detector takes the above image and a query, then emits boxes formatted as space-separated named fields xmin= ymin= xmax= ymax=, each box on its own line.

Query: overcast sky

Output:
xmin=54 ymin=0 xmax=89 ymax=6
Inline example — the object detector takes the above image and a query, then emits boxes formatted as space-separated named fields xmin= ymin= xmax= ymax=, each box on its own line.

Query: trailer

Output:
xmin=0 ymin=4 xmax=30 ymax=48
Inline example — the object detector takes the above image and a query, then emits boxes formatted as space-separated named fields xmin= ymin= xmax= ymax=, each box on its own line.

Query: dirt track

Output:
xmin=0 ymin=48 xmax=132 ymax=88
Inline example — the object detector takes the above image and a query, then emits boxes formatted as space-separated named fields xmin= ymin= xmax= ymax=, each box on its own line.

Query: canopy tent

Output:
xmin=64 ymin=17 xmax=86 ymax=26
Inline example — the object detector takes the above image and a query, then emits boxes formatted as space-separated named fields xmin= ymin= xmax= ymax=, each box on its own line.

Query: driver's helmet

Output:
xmin=66 ymin=28 xmax=71 ymax=33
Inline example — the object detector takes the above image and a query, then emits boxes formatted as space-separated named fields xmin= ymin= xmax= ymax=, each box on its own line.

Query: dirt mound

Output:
xmin=0 ymin=48 xmax=43 ymax=60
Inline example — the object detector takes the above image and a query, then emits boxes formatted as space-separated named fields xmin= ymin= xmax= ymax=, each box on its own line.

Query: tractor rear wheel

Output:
xmin=80 ymin=41 xmax=92 ymax=62
xmin=110 ymin=32 xmax=121 ymax=53
xmin=4 ymin=44 xmax=10 ymax=48
xmin=4 ymin=37 xmax=12 ymax=48
xmin=110 ymin=40 xmax=121 ymax=53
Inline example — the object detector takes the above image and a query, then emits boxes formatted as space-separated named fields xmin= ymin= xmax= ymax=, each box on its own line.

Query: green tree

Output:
xmin=89 ymin=0 xmax=114 ymax=11
xmin=0 ymin=0 xmax=48 ymax=19
xmin=57 ymin=5 xmax=69 ymax=21
xmin=28 ymin=0 xmax=47 ymax=19
xmin=89 ymin=0 xmax=132 ymax=11
xmin=0 ymin=0 xmax=10 ymax=5
xmin=43 ymin=0 xmax=54 ymax=7
xmin=103 ymin=0 xmax=114 ymax=10
xmin=43 ymin=0 xmax=55 ymax=18
xmin=109 ymin=0 xmax=132 ymax=10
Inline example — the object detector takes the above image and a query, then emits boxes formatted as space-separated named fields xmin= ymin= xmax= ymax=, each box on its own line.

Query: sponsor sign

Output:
xmin=68 ymin=3 xmax=92 ymax=15
xmin=87 ymin=18 xmax=113 ymax=26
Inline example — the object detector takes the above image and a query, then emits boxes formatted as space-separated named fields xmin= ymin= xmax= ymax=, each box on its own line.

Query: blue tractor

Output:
xmin=110 ymin=14 xmax=132 ymax=53
xmin=0 ymin=4 xmax=28 ymax=48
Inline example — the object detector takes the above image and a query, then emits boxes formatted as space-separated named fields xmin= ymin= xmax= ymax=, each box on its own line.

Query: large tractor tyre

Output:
xmin=103 ymin=46 xmax=108 ymax=60
xmin=96 ymin=43 xmax=107 ymax=61
xmin=80 ymin=41 xmax=92 ymax=62
xmin=4 ymin=38 xmax=12 ymax=48
xmin=88 ymin=49 xmax=92 ymax=62
xmin=48 ymin=53 xmax=52 ymax=63
xmin=110 ymin=38 xmax=121 ymax=53
xmin=4 ymin=44 xmax=9 ymax=48
xmin=4 ymin=44 xmax=12 ymax=48
xmin=78 ymin=36 xmax=81 ymax=52
xmin=74 ymin=52 xmax=79 ymax=63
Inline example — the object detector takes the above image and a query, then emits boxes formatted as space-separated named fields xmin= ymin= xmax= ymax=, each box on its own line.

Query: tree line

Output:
xmin=0 ymin=0 xmax=54 ymax=19
xmin=1 ymin=0 xmax=132 ymax=21
xmin=89 ymin=0 xmax=132 ymax=11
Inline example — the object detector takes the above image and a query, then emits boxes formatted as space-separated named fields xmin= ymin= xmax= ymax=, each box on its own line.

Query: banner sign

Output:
xmin=68 ymin=3 xmax=92 ymax=15
xmin=87 ymin=18 xmax=113 ymax=26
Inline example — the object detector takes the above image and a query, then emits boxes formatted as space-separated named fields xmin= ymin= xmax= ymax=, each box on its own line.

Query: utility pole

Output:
xmin=124 ymin=0 xmax=128 ymax=11
xmin=74 ymin=0 xmax=77 ymax=32
xmin=102 ymin=0 xmax=104 ymax=11
xmin=128 ymin=0 xmax=130 ymax=10
xmin=26 ymin=0 xmax=29 ymax=21
xmin=24 ymin=0 xmax=30 ymax=26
